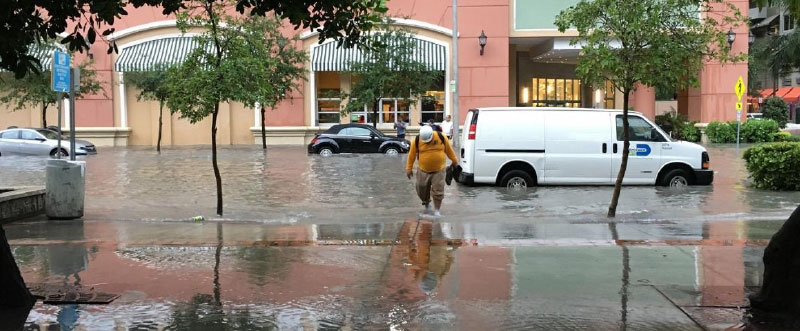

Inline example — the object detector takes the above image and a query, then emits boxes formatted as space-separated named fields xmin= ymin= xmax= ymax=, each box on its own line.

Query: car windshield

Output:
xmin=36 ymin=130 xmax=60 ymax=140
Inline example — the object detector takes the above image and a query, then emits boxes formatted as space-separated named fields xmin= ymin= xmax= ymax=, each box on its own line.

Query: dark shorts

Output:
xmin=398 ymin=134 xmax=406 ymax=139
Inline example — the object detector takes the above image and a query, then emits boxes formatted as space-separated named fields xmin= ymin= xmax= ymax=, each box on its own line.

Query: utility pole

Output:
xmin=451 ymin=0 xmax=460 ymax=151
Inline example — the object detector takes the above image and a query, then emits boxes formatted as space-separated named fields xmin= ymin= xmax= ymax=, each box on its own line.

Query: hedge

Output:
xmin=774 ymin=131 xmax=800 ymax=142
xmin=743 ymin=142 xmax=800 ymax=190
xmin=741 ymin=119 xmax=779 ymax=143
xmin=706 ymin=121 xmax=737 ymax=143
xmin=762 ymin=96 xmax=789 ymax=128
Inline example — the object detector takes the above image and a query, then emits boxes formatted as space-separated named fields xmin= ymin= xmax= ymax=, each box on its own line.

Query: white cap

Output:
xmin=419 ymin=125 xmax=434 ymax=143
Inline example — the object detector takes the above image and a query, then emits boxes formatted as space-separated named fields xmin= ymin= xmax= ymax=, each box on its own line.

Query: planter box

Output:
xmin=0 ymin=187 xmax=46 ymax=224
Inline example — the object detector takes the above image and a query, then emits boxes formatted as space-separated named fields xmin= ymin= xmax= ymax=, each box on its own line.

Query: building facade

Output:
xmin=0 ymin=0 xmax=749 ymax=146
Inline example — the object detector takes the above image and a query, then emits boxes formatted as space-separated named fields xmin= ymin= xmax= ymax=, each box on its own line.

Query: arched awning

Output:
xmin=114 ymin=37 xmax=213 ymax=72
xmin=311 ymin=37 xmax=446 ymax=72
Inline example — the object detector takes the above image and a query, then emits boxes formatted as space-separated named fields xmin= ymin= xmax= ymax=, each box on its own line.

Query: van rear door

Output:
xmin=460 ymin=110 xmax=476 ymax=174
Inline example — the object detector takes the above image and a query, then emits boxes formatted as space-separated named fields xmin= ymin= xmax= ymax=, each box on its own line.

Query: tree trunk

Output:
xmin=372 ymin=99 xmax=379 ymax=128
xmin=261 ymin=105 xmax=267 ymax=150
xmin=750 ymin=204 xmax=800 ymax=316
xmin=213 ymin=222 xmax=222 ymax=306
xmin=608 ymin=90 xmax=631 ymax=218
xmin=157 ymin=101 xmax=164 ymax=153
xmin=0 ymin=226 xmax=35 ymax=308
xmin=41 ymin=103 xmax=48 ymax=128
xmin=212 ymin=105 xmax=223 ymax=216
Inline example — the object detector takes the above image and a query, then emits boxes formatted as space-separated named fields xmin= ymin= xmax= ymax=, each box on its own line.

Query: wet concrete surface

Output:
xmin=0 ymin=145 xmax=796 ymax=330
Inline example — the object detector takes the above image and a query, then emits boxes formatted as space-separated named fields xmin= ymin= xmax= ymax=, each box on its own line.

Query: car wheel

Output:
xmin=384 ymin=147 xmax=399 ymax=155
xmin=660 ymin=169 xmax=691 ymax=188
xmin=319 ymin=147 xmax=334 ymax=157
xmin=500 ymin=170 xmax=534 ymax=191
xmin=50 ymin=148 xmax=68 ymax=158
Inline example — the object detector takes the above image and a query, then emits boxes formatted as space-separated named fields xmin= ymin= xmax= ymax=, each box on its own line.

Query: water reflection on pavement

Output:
xmin=5 ymin=218 xmax=777 ymax=330
xmin=0 ymin=145 xmax=798 ymax=223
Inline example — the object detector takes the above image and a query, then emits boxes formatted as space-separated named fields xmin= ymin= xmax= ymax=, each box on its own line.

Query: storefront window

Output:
xmin=316 ymin=72 xmax=342 ymax=125
xmin=604 ymin=81 xmax=616 ymax=109
xmin=317 ymin=98 xmax=341 ymax=124
xmin=531 ymin=77 xmax=582 ymax=107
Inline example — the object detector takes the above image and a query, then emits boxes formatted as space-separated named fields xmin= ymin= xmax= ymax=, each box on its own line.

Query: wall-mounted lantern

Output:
xmin=727 ymin=28 xmax=736 ymax=46
xmin=478 ymin=30 xmax=487 ymax=55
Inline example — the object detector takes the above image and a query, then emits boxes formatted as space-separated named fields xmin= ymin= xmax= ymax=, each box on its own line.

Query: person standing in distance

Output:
xmin=394 ymin=119 xmax=408 ymax=139
xmin=406 ymin=125 xmax=458 ymax=217
xmin=440 ymin=115 xmax=453 ymax=140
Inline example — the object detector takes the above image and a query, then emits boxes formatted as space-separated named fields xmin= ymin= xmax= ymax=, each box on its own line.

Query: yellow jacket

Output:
xmin=406 ymin=132 xmax=458 ymax=173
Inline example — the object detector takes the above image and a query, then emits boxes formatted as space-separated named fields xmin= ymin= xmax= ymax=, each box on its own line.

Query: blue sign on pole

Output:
xmin=51 ymin=51 xmax=70 ymax=92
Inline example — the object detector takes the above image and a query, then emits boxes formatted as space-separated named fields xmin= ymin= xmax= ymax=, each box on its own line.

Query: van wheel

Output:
xmin=500 ymin=170 xmax=534 ymax=190
xmin=660 ymin=169 xmax=691 ymax=188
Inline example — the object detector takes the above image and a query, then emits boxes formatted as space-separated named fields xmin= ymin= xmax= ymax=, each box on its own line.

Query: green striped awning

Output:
xmin=311 ymin=37 xmax=446 ymax=72
xmin=115 ymin=37 xmax=213 ymax=72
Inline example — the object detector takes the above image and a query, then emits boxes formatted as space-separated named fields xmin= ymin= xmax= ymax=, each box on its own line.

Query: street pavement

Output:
xmin=1 ymin=145 xmax=796 ymax=330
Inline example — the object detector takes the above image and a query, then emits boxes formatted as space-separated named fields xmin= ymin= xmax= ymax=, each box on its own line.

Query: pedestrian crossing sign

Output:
xmin=735 ymin=76 xmax=744 ymax=101
xmin=735 ymin=102 xmax=743 ymax=111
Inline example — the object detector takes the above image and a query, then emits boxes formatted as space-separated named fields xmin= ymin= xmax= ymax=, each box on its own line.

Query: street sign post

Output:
xmin=51 ymin=51 xmax=70 ymax=93
xmin=735 ymin=76 xmax=744 ymax=148
xmin=52 ymin=50 xmax=71 ymax=159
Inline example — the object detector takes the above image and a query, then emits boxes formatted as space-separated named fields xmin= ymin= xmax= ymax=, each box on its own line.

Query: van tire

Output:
xmin=500 ymin=170 xmax=534 ymax=190
xmin=660 ymin=168 xmax=691 ymax=187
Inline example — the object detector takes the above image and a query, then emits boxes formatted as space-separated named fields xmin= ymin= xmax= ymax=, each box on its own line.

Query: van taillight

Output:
xmin=468 ymin=123 xmax=477 ymax=140
xmin=702 ymin=152 xmax=710 ymax=169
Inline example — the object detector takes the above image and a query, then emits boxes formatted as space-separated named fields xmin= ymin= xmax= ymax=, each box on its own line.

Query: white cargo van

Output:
xmin=456 ymin=107 xmax=713 ymax=189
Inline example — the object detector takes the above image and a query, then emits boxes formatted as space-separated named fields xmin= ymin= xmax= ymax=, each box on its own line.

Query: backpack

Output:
xmin=414 ymin=130 xmax=446 ymax=160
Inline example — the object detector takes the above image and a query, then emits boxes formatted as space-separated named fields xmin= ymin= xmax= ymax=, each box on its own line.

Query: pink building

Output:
xmin=0 ymin=0 xmax=748 ymax=146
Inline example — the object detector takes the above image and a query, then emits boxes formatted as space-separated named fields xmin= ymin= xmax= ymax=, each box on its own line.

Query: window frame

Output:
xmin=615 ymin=115 xmax=668 ymax=142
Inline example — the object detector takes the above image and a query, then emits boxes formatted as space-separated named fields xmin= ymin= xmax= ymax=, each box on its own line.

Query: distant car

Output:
xmin=0 ymin=128 xmax=96 ymax=157
xmin=308 ymin=124 xmax=410 ymax=156
xmin=746 ymin=113 xmax=763 ymax=120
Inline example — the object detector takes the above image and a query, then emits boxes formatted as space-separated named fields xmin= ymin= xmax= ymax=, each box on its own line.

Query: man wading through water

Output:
xmin=407 ymin=125 xmax=458 ymax=217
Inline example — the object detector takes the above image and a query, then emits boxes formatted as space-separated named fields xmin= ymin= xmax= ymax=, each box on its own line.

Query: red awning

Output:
xmin=758 ymin=87 xmax=800 ymax=102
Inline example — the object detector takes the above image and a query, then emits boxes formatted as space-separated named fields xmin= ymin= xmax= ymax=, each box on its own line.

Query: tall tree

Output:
xmin=0 ymin=60 xmax=102 ymax=128
xmin=342 ymin=28 xmax=442 ymax=128
xmin=243 ymin=16 xmax=307 ymax=150
xmin=555 ymin=0 xmax=745 ymax=217
xmin=124 ymin=65 xmax=173 ymax=152
xmin=1 ymin=0 xmax=386 ymax=77
xmin=165 ymin=1 xmax=309 ymax=216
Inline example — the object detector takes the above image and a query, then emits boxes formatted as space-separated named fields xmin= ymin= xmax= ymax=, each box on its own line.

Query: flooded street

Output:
xmin=1 ymin=145 xmax=798 ymax=223
xmin=1 ymin=145 xmax=796 ymax=330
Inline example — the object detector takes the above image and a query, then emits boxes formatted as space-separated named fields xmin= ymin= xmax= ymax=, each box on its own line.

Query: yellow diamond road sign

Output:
xmin=736 ymin=102 xmax=743 ymax=111
xmin=735 ymin=76 xmax=744 ymax=101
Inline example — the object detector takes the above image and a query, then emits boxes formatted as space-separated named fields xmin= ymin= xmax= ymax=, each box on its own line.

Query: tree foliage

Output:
xmin=748 ymin=32 xmax=800 ymax=94
xmin=1 ymin=0 xmax=386 ymax=78
xmin=0 ymin=59 xmax=102 ymax=128
xmin=164 ymin=0 xmax=307 ymax=215
xmin=342 ymin=28 xmax=442 ymax=127
xmin=555 ymin=0 xmax=745 ymax=217
xmin=125 ymin=64 xmax=173 ymax=151
xmin=763 ymin=96 xmax=790 ymax=128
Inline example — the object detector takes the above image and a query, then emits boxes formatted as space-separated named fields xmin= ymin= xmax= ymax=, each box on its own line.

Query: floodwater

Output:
xmin=0 ymin=145 xmax=797 ymax=330
xmin=0 ymin=145 xmax=798 ymax=223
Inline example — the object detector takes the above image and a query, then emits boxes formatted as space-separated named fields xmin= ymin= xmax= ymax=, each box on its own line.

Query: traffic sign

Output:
xmin=735 ymin=76 xmax=744 ymax=101
xmin=735 ymin=102 xmax=743 ymax=111
xmin=51 ymin=51 xmax=70 ymax=92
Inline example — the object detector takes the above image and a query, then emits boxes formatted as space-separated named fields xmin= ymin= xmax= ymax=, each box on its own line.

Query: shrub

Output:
xmin=762 ymin=96 xmax=789 ymax=128
xmin=743 ymin=142 xmax=800 ymax=190
xmin=706 ymin=121 xmax=737 ymax=143
xmin=774 ymin=131 xmax=800 ymax=142
xmin=680 ymin=121 xmax=700 ymax=142
xmin=741 ymin=119 xmax=779 ymax=143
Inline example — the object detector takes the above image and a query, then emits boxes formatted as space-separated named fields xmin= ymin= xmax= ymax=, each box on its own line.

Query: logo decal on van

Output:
xmin=635 ymin=144 xmax=651 ymax=156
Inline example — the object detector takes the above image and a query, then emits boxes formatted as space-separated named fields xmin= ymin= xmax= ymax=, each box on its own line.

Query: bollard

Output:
xmin=45 ymin=159 xmax=85 ymax=219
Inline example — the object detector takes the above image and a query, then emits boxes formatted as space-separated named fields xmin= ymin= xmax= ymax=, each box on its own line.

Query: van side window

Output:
xmin=616 ymin=116 xmax=665 ymax=142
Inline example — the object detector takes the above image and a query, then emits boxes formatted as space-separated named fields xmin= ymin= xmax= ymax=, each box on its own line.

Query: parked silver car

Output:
xmin=0 ymin=128 xmax=96 ymax=157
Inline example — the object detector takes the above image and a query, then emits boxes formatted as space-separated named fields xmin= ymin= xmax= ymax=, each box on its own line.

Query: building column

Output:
xmin=631 ymin=84 xmax=656 ymax=119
